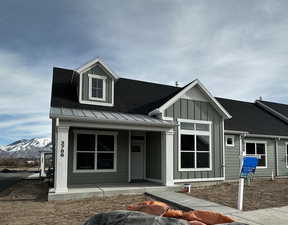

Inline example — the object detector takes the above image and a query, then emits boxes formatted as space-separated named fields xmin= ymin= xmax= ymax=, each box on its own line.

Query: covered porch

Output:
xmin=50 ymin=107 xmax=176 ymax=198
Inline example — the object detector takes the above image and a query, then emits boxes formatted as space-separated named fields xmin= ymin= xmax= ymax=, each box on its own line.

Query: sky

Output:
xmin=0 ymin=0 xmax=288 ymax=145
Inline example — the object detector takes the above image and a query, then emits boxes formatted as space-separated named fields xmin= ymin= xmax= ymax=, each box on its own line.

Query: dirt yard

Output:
xmin=0 ymin=180 xmax=147 ymax=225
xmin=188 ymin=178 xmax=288 ymax=211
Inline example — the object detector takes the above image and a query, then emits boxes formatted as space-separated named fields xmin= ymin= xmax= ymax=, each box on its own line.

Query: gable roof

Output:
xmin=51 ymin=67 xmax=181 ymax=114
xmin=76 ymin=58 xmax=119 ymax=79
xmin=150 ymin=79 xmax=232 ymax=119
xmin=217 ymin=97 xmax=288 ymax=136
xmin=256 ymin=100 xmax=288 ymax=124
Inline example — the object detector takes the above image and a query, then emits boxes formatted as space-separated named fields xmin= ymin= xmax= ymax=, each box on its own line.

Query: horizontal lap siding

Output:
xmin=146 ymin=132 xmax=162 ymax=180
xmin=277 ymin=140 xmax=288 ymax=176
xmin=166 ymin=99 xmax=224 ymax=180
xmin=225 ymin=135 xmax=241 ymax=180
xmin=67 ymin=129 xmax=129 ymax=186
xmin=245 ymin=137 xmax=275 ymax=177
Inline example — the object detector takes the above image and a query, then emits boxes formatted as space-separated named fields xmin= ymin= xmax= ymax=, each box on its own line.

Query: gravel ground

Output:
xmin=188 ymin=178 xmax=288 ymax=211
xmin=0 ymin=180 xmax=148 ymax=225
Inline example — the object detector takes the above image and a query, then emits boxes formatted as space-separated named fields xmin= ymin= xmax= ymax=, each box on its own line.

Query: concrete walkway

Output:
xmin=146 ymin=190 xmax=288 ymax=225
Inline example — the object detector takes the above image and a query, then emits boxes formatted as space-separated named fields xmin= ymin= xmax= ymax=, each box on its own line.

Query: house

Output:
xmin=49 ymin=58 xmax=288 ymax=198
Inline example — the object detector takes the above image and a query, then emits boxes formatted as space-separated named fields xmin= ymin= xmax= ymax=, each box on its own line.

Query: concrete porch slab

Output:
xmin=48 ymin=182 xmax=180 ymax=201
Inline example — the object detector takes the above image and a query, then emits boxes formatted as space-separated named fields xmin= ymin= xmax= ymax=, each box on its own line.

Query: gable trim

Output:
xmin=255 ymin=100 xmax=288 ymax=124
xmin=76 ymin=58 xmax=119 ymax=80
xmin=149 ymin=79 xmax=232 ymax=119
xmin=77 ymin=58 xmax=115 ymax=107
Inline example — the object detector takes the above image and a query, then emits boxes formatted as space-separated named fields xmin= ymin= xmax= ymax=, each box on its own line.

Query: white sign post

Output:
xmin=237 ymin=177 xmax=245 ymax=210
xmin=237 ymin=137 xmax=245 ymax=211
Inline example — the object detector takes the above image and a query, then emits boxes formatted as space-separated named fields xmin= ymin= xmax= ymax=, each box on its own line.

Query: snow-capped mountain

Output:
xmin=0 ymin=138 xmax=52 ymax=158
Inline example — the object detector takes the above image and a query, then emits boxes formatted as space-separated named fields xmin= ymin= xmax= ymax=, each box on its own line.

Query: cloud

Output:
xmin=0 ymin=0 xmax=288 ymax=144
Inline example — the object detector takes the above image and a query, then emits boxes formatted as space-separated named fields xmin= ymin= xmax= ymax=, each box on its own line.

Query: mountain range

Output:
xmin=0 ymin=138 xmax=52 ymax=158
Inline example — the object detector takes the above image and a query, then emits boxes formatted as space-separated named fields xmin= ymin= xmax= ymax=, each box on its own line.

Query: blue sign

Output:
xmin=240 ymin=156 xmax=258 ymax=178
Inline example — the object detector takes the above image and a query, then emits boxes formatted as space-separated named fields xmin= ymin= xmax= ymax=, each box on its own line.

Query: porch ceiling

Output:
xmin=50 ymin=107 xmax=175 ymax=128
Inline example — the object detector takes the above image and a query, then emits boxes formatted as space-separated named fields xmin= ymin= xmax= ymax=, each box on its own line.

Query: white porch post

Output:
xmin=40 ymin=152 xmax=46 ymax=177
xmin=161 ymin=129 xmax=174 ymax=186
xmin=55 ymin=126 xmax=69 ymax=193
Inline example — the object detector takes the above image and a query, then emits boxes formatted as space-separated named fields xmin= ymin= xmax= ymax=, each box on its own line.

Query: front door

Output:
xmin=131 ymin=141 xmax=144 ymax=181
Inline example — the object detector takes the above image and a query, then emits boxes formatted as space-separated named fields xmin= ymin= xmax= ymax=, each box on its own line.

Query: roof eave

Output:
xmin=255 ymin=100 xmax=288 ymax=124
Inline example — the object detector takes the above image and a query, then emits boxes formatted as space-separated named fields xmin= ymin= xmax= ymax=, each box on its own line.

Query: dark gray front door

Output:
xmin=131 ymin=141 xmax=144 ymax=180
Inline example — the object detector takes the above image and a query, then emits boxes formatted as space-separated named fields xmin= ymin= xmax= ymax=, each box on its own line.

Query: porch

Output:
xmin=50 ymin=107 xmax=176 ymax=197
xmin=48 ymin=181 xmax=176 ymax=201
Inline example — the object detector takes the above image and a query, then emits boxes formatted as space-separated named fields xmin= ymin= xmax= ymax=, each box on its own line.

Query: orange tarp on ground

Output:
xmin=127 ymin=201 xmax=235 ymax=225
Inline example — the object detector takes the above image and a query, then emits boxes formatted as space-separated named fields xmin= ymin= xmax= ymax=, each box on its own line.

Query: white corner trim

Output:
xmin=88 ymin=74 xmax=107 ymax=101
xmin=76 ymin=58 xmax=119 ymax=79
xmin=149 ymin=79 xmax=232 ymax=119
xmin=285 ymin=142 xmax=288 ymax=168
xmin=222 ymin=120 xmax=226 ymax=180
xmin=128 ymin=130 xmax=131 ymax=182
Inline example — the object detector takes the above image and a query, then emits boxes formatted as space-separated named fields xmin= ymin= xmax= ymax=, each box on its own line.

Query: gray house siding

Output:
xmin=146 ymin=132 xmax=162 ymax=180
xmin=244 ymin=137 xmax=275 ymax=177
xmin=165 ymin=99 xmax=224 ymax=180
xmin=225 ymin=135 xmax=241 ymax=180
xmin=277 ymin=140 xmax=288 ymax=176
xmin=67 ymin=128 xmax=129 ymax=186
xmin=81 ymin=63 xmax=113 ymax=104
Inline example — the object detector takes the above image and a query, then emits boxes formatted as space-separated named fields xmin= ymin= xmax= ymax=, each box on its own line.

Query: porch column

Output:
xmin=55 ymin=125 xmax=69 ymax=193
xmin=161 ymin=129 xmax=174 ymax=186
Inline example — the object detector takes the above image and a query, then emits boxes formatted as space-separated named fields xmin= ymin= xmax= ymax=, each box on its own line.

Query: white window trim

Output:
xmin=73 ymin=130 xmax=118 ymax=173
xmin=178 ymin=119 xmax=212 ymax=172
xmin=244 ymin=140 xmax=268 ymax=169
xmin=226 ymin=135 xmax=235 ymax=147
xmin=88 ymin=74 xmax=107 ymax=101
xmin=285 ymin=142 xmax=288 ymax=169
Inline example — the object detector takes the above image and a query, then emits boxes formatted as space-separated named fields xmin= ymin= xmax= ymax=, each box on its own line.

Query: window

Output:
xmin=245 ymin=141 xmax=267 ymax=168
xmin=226 ymin=135 xmax=234 ymax=147
xmin=178 ymin=120 xmax=211 ymax=171
xmin=74 ymin=131 xmax=117 ymax=172
xmin=88 ymin=74 xmax=106 ymax=101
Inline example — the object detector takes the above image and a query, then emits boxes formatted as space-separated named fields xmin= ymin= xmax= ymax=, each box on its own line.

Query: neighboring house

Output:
xmin=49 ymin=58 xmax=288 ymax=196
xmin=218 ymin=98 xmax=288 ymax=179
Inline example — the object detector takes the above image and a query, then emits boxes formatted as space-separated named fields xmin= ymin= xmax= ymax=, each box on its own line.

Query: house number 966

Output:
xmin=60 ymin=141 xmax=65 ymax=157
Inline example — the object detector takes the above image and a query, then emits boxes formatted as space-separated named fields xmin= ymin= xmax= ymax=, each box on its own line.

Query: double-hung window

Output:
xmin=88 ymin=74 xmax=106 ymax=101
xmin=74 ymin=131 xmax=117 ymax=172
xmin=178 ymin=119 xmax=212 ymax=171
xmin=245 ymin=141 xmax=267 ymax=168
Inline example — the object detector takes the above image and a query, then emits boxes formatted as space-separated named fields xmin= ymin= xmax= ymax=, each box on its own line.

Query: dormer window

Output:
xmin=88 ymin=74 xmax=106 ymax=101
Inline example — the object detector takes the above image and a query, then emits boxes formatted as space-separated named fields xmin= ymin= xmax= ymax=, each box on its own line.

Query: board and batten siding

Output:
xmin=146 ymin=132 xmax=162 ymax=180
xmin=165 ymin=99 xmax=224 ymax=180
xmin=81 ymin=63 xmax=113 ymax=104
xmin=67 ymin=129 xmax=129 ymax=186
xmin=225 ymin=135 xmax=241 ymax=180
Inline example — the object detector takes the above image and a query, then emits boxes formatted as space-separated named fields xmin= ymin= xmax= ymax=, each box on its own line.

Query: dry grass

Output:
xmin=188 ymin=178 xmax=288 ymax=211
xmin=0 ymin=180 xmax=147 ymax=225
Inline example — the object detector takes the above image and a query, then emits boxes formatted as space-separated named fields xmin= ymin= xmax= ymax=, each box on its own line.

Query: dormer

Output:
xmin=76 ymin=58 xmax=118 ymax=107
